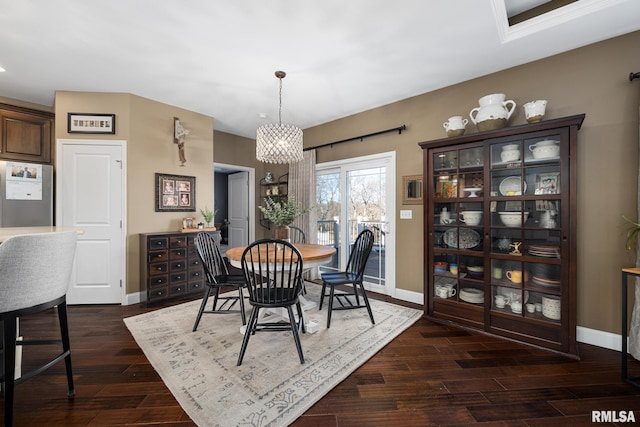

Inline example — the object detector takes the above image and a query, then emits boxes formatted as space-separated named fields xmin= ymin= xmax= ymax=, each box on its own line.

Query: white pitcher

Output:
xmin=469 ymin=93 xmax=516 ymax=131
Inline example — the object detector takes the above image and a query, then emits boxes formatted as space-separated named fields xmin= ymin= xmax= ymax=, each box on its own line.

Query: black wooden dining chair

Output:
xmin=289 ymin=226 xmax=306 ymax=244
xmin=0 ymin=231 xmax=78 ymax=427
xmin=237 ymin=239 xmax=306 ymax=365
xmin=192 ymin=232 xmax=247 ymax=331
xmin=319 ymin=228 xmax=376 ymax=328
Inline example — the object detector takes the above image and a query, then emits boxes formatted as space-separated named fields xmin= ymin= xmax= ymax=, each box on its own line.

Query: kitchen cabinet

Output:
xmin=0 ymin=103 xmax=53 ymax=164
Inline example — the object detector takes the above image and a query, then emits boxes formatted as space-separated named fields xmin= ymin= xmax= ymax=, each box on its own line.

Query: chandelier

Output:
xmin=256 ymin=70 xmax=303 ymax=163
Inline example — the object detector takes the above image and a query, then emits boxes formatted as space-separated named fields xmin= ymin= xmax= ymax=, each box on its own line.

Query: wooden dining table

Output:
xmin=225 ymin=242 xmax=336 ymax=333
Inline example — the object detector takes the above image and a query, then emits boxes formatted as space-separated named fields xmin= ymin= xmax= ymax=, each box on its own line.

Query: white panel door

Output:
xmin=228 ymin=171 xmax=249 ymax=248
xmin=58 ymin=141 xmax=125 ymax=304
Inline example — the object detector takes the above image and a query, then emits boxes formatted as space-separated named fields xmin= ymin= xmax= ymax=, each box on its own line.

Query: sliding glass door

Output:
xmin=316 ymin=152 xmax=395 ymax=295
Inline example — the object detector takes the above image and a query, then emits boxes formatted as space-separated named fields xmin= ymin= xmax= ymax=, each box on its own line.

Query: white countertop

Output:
xmin=0 ymin=226 xmax=84 ymax=243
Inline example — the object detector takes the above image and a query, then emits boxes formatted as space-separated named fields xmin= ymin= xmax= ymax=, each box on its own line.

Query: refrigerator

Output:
xmin=0 ymin=160 xmax=53 ymax=226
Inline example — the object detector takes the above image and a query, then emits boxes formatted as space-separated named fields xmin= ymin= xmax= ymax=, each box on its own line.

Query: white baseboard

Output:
xmin=394 ymin=288 xmax=424 ymax=305
xmin=577 ymin=326 xmax=626 ymax=352
xmin=125 ymin=291 xmax=145 ymax=306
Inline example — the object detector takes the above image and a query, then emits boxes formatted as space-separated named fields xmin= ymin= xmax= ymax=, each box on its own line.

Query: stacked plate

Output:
xmin=531 ymin=277 xmax=560 ymax=289
xmin=530 ymin=263 xmax=561 ymax=289
xmin=460 ymin=287 xmax=484 ymax=304
xmin=528 ymin=245 xmax=560 ymax=258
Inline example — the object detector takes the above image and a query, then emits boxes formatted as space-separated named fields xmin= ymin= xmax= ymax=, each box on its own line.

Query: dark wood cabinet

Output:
xmin=0 ymin=103 xmax=53 ymax=164
xmin=419 ymin=114 xmax=585 ymax=358
xmin=140 ymin=232 xmax=208 ymax=305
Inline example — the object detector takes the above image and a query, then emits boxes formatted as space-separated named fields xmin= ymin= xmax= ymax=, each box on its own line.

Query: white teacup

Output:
xmin=511 ymin=301 xmax=523 ymax=313
xmin=460 ymin=211 xmax=482 ymax=226
xmin=495 ymin=294 xmax=510 ymax=308
xmin=435 ymin=287 xmax=449 ymax=298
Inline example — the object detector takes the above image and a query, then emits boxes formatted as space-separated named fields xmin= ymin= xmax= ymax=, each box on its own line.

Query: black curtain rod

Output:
xmin=303 ymin=124 xmax=406 ymax=151
xmin=630 ymin=72 xmax=640 ymax=81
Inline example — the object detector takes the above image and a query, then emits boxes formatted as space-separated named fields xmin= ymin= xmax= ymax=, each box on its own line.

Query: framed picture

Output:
xmin=402 ymin=175 xmax=423 ymax=205
xmin=155 ymin=173 xmax=195 ymax=212
xmin=67 ymin=113 xmax=116 ymax=134
xmin=535 ymin=172 xmax=560 ymax=195
xmin=182 ymin=217 xmax=197 ymax=230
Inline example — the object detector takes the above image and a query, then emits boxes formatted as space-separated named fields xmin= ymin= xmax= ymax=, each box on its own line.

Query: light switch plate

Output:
xmin=400 ymin=209 xmax=412 ymax=219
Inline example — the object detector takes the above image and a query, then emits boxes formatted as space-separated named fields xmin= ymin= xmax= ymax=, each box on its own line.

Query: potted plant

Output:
xmin=259 ymin=196 xmax=308 ymax=240
xmin=200 ymin=206 xmax=217 ymax=229
xmin=624 ymin=215 xmax=640 ymax=251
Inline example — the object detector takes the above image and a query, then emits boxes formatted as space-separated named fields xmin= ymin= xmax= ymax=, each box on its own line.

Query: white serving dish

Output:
xmin=498 ymin=211 xmax=529 ymax=227
xmin=443 ymin=228 xmax=481 ymax=249
xmin=529 ymin=140 xmax=560 ymax=159
xmin=499 ymin=176 xmax=526 ymax=196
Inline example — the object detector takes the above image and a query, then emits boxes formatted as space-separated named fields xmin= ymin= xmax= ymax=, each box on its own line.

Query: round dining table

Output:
xmin=225 ymin=242 xmax=336 ymax=333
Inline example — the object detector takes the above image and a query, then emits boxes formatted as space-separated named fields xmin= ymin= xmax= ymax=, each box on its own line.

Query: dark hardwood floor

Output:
xmin=2 ymin=290 xmax=639 ymax=426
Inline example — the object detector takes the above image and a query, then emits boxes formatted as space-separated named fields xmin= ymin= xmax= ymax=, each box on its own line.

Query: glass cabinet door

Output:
xmin=431 ymin=145 xmax=484 ymax=307
xmin=488 ymin=134 xmax=563 ymax=323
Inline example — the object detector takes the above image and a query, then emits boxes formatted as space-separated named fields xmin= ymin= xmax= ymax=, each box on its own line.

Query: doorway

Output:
xmin=316 ymin=152 xmax=396 ymax=296
xmin=214 ymin=162 xmax=255 ymax=250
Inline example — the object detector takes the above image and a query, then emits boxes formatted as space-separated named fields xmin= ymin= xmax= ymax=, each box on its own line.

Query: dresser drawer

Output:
xmin=170 ymin=260 xmax=187 ymax=271
xmin=189 ymin=257 xmax=202 ymax=269
xmin=170 ymin=271 xmax=187 ymax=282
xmin=170 ymin=283 xmax=188 ymax=296
xmin=170 ymin=236 xmax=187 ymax=247
xmin=148 ymin=250 xmax=168 ymax=263
xmin=189 ymin=268 xmax=204 ymax=281
xmin=189 ymin=281 xmax=205 ymax=292
xmin=170 ymin=248 xmax=187 ymax=260
xmin=148 ymin=262 xmax=168 ymax=276
xmin=148 ymin=286 xmax=169 ymax=300
xmin=148 ymin=237 xmax=168 ymax=249
xmin=148 ymin=274 xmax=168 ymax=287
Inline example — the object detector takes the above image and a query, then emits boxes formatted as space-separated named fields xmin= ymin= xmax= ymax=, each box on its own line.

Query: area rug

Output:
xmin=124 ymin=283 xmax=422 ymax=426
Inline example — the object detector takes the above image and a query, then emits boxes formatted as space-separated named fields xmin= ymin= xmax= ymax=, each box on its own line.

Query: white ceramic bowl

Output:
xmin=500 ymin=149 xmax=520 ymax=162
xmin=529 ymin=140 xmax=560 ymax=159
xmin=502 ymin=143 xmax=519 ymax=151
xmin=460 ymin=210 xmax=483 ymax=226
xmin=498 ymin=211 xmax=529 ymax=227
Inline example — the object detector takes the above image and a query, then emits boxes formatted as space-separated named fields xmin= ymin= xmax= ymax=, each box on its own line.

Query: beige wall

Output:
xmin=304 ymin=30 xmax=640 ymax=335
xmin=213 ymin=130 xmax=288 ymax=241
xmin=6 ymin=30 xmax=640 ymax=337
xmin=54 ymin=91 xmax=214 ymax=294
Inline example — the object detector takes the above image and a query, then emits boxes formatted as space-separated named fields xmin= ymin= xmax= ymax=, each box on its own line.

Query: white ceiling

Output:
xmin=0 ymin=0 xmax=639 ymax=139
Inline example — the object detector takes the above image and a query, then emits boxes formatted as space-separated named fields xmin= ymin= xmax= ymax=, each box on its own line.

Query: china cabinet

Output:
xmin=419 ymin=114 xmax=584 ymax=358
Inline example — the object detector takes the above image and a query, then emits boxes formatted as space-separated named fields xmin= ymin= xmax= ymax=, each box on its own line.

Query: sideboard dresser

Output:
xmin=140 ymin=231 xmax=220 ymax=306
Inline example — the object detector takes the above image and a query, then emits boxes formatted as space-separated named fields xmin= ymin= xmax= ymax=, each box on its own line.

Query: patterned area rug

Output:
xmin=124 ymin=283 xmax=422 ymax=426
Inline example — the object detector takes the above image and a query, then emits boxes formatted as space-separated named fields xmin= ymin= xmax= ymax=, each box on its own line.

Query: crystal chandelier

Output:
xmin=256 ymin=70 xmax=303 ymax=163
